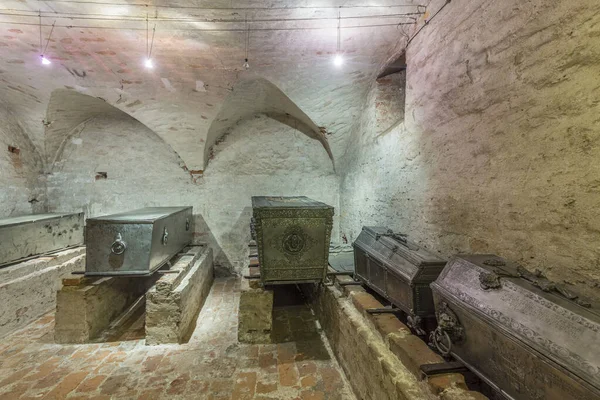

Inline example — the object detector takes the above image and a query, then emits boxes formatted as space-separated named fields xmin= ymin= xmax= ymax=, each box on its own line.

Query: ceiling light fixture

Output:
xmin=243 ymin=13 xmax=250 ymax=70
xmin=334 ymin=7 xmax=343 ymax=67
xmin=145 ymin=14 xmax=156 ymax=69
xmin=38 ymin=11 xmax=56 ymax=66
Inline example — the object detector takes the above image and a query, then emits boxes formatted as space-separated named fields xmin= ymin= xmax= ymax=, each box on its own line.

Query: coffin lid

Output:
xmin=87 ymin=207 xmax=192 ymax=224
xmin=353 ymin=226 xmax=445 ymax=281
xmin=0 ymin=213 xmax=83 ymax=228
xmin=251 ymin=196 xmax=333 ymax=210
xmin=432 ymin=254 xmax=600 ymax=391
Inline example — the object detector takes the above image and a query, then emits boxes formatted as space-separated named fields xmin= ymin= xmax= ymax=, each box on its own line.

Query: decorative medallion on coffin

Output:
xmin=430 ymin=254 xmax=600 ymax=400
xmin=252 ymin=196 xmax=334 ymax=285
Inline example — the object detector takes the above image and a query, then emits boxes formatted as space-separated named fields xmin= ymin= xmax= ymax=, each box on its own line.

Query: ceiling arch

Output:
xmin=204 ymin=78 xmax=335 ymax=171
xmin=44 ymin=89 xmax=186 ymax=170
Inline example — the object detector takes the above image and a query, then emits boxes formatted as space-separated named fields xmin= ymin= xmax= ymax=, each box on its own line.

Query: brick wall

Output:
xmin=306 ymin=278 xmax=487 ymax=400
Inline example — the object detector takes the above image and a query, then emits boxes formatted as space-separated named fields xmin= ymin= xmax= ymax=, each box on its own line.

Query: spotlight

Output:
xmin=243 ymin=58 xmax=250 ymax=70
xmin=144 ymin=58 xmax=153 ymax=69
xmin=40 ymin=55 xmax=51 ymax=65
xmin=333 ymin=53 xmax=344 ymax=67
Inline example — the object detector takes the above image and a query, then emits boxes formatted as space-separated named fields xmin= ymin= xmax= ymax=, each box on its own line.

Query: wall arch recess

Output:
xmin=44 ymin=89 xmax=186 ymax=171
xmin=204 ymin=78 xmax=335 ymax=171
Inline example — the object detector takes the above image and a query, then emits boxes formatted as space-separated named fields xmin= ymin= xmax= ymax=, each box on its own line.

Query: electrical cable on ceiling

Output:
xmin=243 ymin=13 xmax=250 ymax=70
xmin=144 ymin=13 xmax=156 ymax=68
xmin=333 ymin=7 xmax=343 ymax=67
xmin=38 ymin=11 xmax=56 ymax=65
xmin=0 ymin=10 xmax=421 ymax=23
xmin=406 ymin=0 xmax=451 ymax=47
xmin=0 ymin=20 xmax=415 ymax=32
xmin=29 ymin=1 xmax=426 ymax=11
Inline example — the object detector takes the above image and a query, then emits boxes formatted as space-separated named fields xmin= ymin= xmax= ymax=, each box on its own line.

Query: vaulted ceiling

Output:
xmin=0 ymin=0 xmax=421 ymax=170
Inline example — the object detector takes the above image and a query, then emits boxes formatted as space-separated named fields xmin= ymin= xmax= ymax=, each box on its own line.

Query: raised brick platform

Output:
xmin=305 ymin=271 xmax=488 ymax=400
xmin=0 ymin=247 xmax=85 ymax=339
xmin=146 ymin=245 xmax=214 ymax=345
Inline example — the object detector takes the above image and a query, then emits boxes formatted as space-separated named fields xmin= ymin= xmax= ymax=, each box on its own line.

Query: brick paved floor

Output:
xmin=0 ymin=278 xmax=356 ymax=400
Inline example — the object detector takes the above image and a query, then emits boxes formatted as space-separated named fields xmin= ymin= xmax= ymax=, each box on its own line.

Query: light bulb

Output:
xmin=333 ymin=54 xmax=344 ymax=67
xmin=144 ymin=58 xmax=153 ymax=69
xmin=40 ymin=55 xmax=51 ymax=65
xmin=243 ymin=58 xmax=250 ymax=70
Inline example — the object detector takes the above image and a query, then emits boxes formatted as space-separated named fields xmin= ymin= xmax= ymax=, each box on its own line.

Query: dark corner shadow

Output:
xmin=270 ymin=284 xmax=331 ymax=361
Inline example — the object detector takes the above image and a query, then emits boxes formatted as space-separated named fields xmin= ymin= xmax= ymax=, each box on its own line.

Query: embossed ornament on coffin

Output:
xmin=252 ymin=196 xmax=334 ymax=285
xmin=430 ymin=254 xmax=600 ymax=400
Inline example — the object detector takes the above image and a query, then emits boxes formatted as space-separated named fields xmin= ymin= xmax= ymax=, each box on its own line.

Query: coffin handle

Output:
xmin=162 ymin=227 xmax=169 ymax=245
xmin=430 ymin=302 xmax=464 ymax=356
xmin=110 ymin=233 xmax=127 ymax=255
xmin=431 ymin=327 xmax=453 ymax=356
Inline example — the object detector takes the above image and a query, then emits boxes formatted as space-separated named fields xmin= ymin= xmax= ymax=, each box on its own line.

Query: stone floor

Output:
xmin=0 ymin=278 xmax=357 ymax=400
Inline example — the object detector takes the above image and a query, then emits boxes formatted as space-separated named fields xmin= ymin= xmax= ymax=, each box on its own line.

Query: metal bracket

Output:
xmin=366 ymin=307 xmax=401 ymax=314
xmin=337 ymin=281 xmax=363 ymax=287
xmin=420 ymin=362 xmax=468 ymax=378
xmin=243 ymin=274 xmax=261 ymax=280
xmin=327 ymin=271 xmax=354 ymax=277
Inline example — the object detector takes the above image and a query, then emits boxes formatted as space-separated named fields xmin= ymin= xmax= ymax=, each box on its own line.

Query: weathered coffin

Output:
xmin=353 ymin=226 xmax=446 ymax=334
xmin=0 ymin=213 xmax=84 ymax=267
xmin=85 ymin=207 xmax=193 ymax=276
xmin=430 ymin=254 xmax=600 ymax=400
xmin=252 ymin=196 xmax=334 ymax=285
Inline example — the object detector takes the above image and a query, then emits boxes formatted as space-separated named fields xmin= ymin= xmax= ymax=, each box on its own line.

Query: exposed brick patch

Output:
xmin=428 ymin=373 xmax=468 ymax=395
xmin=76 ymin=374 xmax=107 ymax=392
xmin=256 ymin=381 xmax=277 ymax=394
xmin=43 ymin=371 xmax=89 ymax=398
xmin=388 ymin=332 xmax=444 ymax=377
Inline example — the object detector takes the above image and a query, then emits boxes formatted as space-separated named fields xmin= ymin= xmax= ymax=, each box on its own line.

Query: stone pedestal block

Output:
xmin=55 ymin=269 xmax=156 ymax=344
xmin=238 ymin=271 xmax=273 ymax=343
xmin=0 ymin=247 xmax=85 ymax=339
xmin=145 ymin=246 xmax=214 ymax=345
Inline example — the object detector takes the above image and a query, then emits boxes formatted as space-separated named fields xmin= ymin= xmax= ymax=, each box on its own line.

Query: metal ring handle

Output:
xmin=162 ymin=227 xmax=169 ymax=245
xmin=111 ymin=233 xmax=127 ymax=255
xmin=431 ymin=327 xmax=453 ymax=356
xmin=185 ymin=218 xmax=190 ymax=231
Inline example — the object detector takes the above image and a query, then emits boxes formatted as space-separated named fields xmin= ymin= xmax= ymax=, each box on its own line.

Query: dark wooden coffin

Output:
xmin=252 ymin=196 xmax=334 ymax=285
xmin=430 ymin=254 xmax=600 ymax=400
xmin=353 ymin=226 xmax=446 ymax=334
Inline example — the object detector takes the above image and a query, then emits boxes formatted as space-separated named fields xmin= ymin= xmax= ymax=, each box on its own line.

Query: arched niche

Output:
xmin=44 ymin=89 xmax=185 ymax=171
xmin=204 ymin=78 xmax=335 ymax=171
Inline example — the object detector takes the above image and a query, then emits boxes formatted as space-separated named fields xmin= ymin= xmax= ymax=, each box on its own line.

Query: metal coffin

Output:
xmin=0 ymin=213 xmax=84 ymax=267
xmin=85 ymin=207 xmax=193 ymax=276
xmin=252 ymin=196 xmax=334 ymax=285
xmin=353 ymin=226 xmax=446 ymax=333
xmin=430 ymin=254 xmax=600 ymax=400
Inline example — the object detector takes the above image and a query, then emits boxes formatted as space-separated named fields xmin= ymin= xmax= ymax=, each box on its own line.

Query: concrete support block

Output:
xmin=145 ymin=246 xmax=214 ymax=345
xmin=238 ymin=271 xmax=273 ymax=344
xmin=0 ymin=247 xmax=85 ymax=338
xmin=55 ymin=270 xmax=156 ymax=344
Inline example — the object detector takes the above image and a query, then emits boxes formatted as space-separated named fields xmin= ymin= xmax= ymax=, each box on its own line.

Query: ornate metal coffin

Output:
xmin=0 ymin=213 xmax=84 ymax=267
xmin=85 ymin=207 xmax=193 ymax=276
xmin=353 ymin=226 xmax=446 ymax=334
xmin=430 ymin=254 xmax=600 ymax=400
xmin=252 ymin=196 xmax=334 ymax=285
